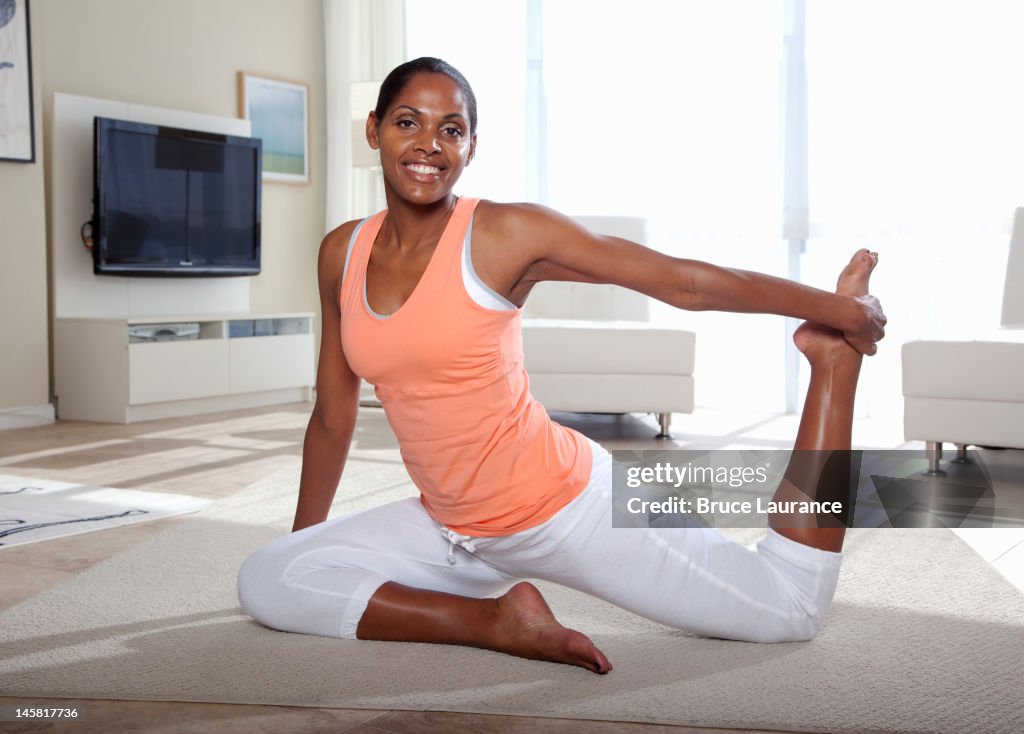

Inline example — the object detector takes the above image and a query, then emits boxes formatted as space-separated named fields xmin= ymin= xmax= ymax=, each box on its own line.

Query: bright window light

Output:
xmin=405 ymin=1 xmax=1024 ymax=420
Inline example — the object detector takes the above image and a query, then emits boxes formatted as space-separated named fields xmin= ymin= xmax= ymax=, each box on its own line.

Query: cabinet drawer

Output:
xmin=129 ymin=340 xmax=231 ymax=405
xmin=228 ymin=334 xmax=314 ymax=394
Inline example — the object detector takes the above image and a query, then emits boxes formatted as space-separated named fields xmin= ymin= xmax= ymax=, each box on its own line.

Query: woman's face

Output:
xmin=367 ymin=72 xmax=476 ymax=206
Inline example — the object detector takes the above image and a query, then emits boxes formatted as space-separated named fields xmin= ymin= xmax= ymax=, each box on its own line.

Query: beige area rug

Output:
xmin=1 ymin=458 xmax=1023 ymax=734
xmin=0 ymin=474 xmax=209 ymax=548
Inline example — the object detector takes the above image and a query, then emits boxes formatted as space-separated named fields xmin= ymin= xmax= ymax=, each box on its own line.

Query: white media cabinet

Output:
xmin=54 ymin=313 xmax=315 ymax=423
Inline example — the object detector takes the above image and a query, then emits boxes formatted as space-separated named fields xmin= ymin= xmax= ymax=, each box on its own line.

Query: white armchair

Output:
xmin=902 ymin=207 xmax=1024 ymax=472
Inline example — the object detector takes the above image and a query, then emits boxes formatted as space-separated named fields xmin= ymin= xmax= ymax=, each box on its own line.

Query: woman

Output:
xmin=238 ymin=57 xmax=885 ymax=674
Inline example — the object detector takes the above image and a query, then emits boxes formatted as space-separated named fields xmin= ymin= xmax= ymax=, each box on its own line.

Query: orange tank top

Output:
xmin=339 ymin=197 xmax=592 ymax=536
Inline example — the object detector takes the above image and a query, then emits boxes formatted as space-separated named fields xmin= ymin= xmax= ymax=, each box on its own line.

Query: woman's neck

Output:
xmin=380 ymin=191 xmax=459 ymax=252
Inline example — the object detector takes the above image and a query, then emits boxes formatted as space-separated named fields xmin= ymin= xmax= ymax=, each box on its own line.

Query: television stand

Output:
xmin=54 ymin=313 xmax=315 ymax=423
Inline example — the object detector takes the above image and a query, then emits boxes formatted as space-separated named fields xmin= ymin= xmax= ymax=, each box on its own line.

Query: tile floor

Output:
xmin=0 ymin=402 xmax=1021 ymax=733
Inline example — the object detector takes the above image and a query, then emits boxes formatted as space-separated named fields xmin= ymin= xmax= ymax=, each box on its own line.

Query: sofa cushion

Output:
xmin=902 ymin=335 xmax=1024 ymax=402
xmin=903 ymin=397 xmax=1024 ymax=449
xmin=529 ymin=373 xmax=694 ymax=414
xmin=523 ymin=282 xmax=649 ymax=321
xmin=523 ymin=319 xmax=696 ymax=375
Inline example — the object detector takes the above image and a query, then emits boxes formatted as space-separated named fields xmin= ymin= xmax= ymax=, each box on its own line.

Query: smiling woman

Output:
xmin=236 ymin=56 xmax=887 ymax=675
xmin=365 ymin=61 xmax=476 ymax=211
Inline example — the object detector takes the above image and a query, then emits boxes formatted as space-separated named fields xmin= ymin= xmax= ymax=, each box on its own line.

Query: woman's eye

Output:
xmin=396 ymin=119 xmax=415 ymax=129
xmin=442 ymin=126 xmax=463 ymax=138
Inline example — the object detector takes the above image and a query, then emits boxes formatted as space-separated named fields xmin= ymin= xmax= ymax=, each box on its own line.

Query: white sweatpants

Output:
xmin=238 ymin=442 xmax=843 ymax=643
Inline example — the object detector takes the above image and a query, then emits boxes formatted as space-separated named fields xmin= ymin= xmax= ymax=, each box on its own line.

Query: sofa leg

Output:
xmin=656 ymin=412 xmax=672 ymax=439
xmin=922 ymin=441 xmax=947 ymax=476
xmin=951 ymin=443 xmax=972 ymax=464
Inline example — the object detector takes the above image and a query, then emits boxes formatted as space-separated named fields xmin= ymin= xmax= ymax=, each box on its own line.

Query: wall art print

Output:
xmin=238 ymin=71 xmax=309 ymax=184
xmin=0 ymin=0 xmax=34 ymax=163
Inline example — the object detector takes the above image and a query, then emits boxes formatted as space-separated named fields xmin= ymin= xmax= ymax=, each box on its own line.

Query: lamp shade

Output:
xmin=351 ymin=81 xmax=381 ymax=169
xmin=1001 ymin=208 xmax=1024 ymax=328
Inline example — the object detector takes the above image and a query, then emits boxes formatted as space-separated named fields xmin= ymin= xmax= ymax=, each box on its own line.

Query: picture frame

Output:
xmin=237 ymin=71 xmax=309 ymax=184
xmin=0 ymin=0 xmax=35 ymax=163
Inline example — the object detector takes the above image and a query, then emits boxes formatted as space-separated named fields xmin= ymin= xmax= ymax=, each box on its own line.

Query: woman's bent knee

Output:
xmin=237 ymin=540 xmax=393 ymax=639
xmin=237 ymin=547 xmax=280 ymax=628
xmin=732 ymin=597 xmax=830 ymax=643
xmin=750 ymin=529 xmax=842 ymax=642
xmin=760 ymin=610 xmax=827 ymax=643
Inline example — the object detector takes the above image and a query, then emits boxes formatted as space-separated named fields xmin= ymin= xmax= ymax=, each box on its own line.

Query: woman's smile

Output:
xmin=405 ymin=163 xmax=443 ymax=174
xmin=402 ymin=161 xmax=447 ymax=182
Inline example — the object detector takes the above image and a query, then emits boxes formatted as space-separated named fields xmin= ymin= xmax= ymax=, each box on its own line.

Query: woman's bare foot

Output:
xmin=356 ymin=581 xmax=610 ymax=674
xmin=834 ymin=248 xmax=884 ymax=354
xmin=494 ymin=582 xmax=612 ymax=674
xmin=793 ymin=321 xmax=857 ymax=364
xmin=795 ymin=249 xmax=879 ymax=363
xmin=836 ymin=247 xmax=877 ymax=298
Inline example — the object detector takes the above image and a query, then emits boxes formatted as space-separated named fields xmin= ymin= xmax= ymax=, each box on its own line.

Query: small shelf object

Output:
xmin=54 ymin=313 xmax=315 ymax=423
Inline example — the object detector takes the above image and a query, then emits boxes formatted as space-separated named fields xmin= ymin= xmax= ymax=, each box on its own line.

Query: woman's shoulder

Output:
xmin=474 ymin=198 xmax=550 ymax=220
xmin=325 ymin=215 xmax=374 ymax=245
xmin=472 ymin=200 xmax=587 ymax=254
xmin=318 ymin=218 xmax=364 ymax=278
xmin=472 ymin=199 xmax=563 ymax=241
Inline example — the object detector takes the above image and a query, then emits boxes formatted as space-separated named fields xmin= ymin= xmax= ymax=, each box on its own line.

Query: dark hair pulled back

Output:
xmin=374 ymin=57 xmax=478 ymax=134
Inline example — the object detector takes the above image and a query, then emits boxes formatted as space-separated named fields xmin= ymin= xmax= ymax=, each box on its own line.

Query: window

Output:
xmin=405 ymin=1 xmax=1024 ymax=419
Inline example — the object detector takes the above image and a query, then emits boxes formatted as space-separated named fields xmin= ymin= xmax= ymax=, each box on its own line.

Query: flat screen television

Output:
xmin=93 ymin=116 xmax=262 ymax=277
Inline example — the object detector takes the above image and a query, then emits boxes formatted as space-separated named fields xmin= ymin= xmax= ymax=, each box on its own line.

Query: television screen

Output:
xmin=93 ymin=117 xmax=262 ymax=276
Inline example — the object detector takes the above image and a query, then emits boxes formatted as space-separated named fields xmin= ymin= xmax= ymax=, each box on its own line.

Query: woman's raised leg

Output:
xmin=769 ymin=248 xmax=877 ymax=552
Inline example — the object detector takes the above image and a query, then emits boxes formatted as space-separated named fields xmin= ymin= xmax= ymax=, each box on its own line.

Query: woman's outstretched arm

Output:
xmin=292 ymin=223 xmax=362 ymax=532
xmin=473 ymin=203 xmax=886 ymax=355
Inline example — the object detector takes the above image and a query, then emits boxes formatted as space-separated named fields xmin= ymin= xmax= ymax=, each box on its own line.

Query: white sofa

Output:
xmin=902 ymin=207 xmax=1024 ymax=472
xmin=522 ymin=216 xmax=696 ymax=438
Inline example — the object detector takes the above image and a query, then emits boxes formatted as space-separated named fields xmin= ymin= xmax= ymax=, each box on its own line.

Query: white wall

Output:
xmin=50 ymin=93 xmax=253 ymax=319
xmin=0 ymin=0 xmax=326 ymax=421
xmin=0 ymin=0 xmax=48 ymax=422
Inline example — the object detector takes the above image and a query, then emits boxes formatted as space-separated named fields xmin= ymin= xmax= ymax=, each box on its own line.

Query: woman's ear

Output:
xmin=467 ymin=134 xmax=477 ymax=165
xmin=366 ymin=112 xmax=381 ymax=150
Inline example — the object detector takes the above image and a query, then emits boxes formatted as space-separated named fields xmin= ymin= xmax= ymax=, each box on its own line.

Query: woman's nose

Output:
xmin=416 ymin=132 xmax=441 ymax=153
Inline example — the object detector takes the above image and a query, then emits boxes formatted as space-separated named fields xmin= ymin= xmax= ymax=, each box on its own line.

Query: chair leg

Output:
xmin=951 ymin=443 xmax=972 ymax=464
xmin=656 ymin=412 xmax=672 ymax=439
xmin=922 ymin=441 xmax=947 ymax=476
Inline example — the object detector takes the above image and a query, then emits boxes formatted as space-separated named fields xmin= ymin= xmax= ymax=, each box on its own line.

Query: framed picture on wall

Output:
xmin=0 ymin=0 xmax=35 ymax=163
xmin=237 ymin=71 xmax=309 ymax=185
